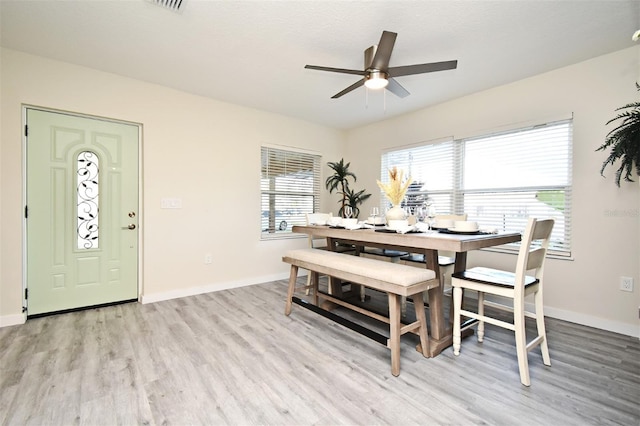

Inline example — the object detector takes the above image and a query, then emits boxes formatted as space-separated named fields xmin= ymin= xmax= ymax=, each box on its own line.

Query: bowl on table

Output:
xmin=433 ymin=219 xmax=454 ymax=229
xmin=367 ymin=216 xmax=385 ymax=225
xmin=453 ymin=221 xmax=479 ymax=232
xmin=328 ymin=217 xmax=341 ymax=226
xmin=341 ymin=218 xmax=358 ymax=228
xmin=387 ymin=219 xmax=409 ymax=230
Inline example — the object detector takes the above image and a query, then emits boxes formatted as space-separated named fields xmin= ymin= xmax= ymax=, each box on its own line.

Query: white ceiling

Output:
xmin=1 ymin=0 xmax=639 ymax=129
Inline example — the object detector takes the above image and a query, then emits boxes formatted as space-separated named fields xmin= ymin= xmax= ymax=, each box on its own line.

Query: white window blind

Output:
xmin=381 ymin=119 xmax=573 ymax=255
xmin=380 ymin=138 xmax=455 ymax=212
xmin=261 ymin=146 xmax=320 ymax=238
xmin=459 ymin=120 xmax=572 ymax=254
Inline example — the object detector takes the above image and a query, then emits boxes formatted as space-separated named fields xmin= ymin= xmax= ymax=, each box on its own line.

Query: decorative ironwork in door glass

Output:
xmin=77 ymin=151 xmax=99 ymax=249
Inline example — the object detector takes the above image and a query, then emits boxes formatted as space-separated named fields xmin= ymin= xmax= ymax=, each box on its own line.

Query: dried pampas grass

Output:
xmin=377 ymin=167 xmax=412 ymax=206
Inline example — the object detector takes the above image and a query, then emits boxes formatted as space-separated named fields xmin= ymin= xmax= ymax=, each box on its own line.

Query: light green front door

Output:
xmin=26 ymin=109 xmax=139 ymax=316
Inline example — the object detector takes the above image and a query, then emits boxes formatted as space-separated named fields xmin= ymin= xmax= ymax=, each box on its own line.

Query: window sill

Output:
xmin=260 ymin=233 xmax=307 ymax=241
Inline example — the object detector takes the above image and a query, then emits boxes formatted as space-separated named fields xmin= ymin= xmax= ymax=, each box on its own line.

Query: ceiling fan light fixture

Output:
xmin=365 ymin=71 xmax=389 ymax=90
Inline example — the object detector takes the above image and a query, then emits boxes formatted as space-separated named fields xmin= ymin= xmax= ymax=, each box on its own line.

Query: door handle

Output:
xmin=122 ymin=224 xmax=136 ymax=230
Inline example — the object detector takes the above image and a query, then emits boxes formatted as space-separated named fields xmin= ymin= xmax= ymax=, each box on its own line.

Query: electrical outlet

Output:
xmin=204 ymin=253 xmax=213 ymax=264
xmin=620 ymin=276 xmax=633 ymax=292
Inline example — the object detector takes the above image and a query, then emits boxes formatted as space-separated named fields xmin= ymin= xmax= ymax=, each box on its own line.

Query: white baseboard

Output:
xmin=0 ymin=313 xmax=26 ymax=328
xmin=467 ymin=292 xmax=639 ymax=339
xmin=140 ymin=272 xmax=291 ymax=304
xmin=5 ymin=272 xmax=637 ymax=339
xmin=540 ymin=304 xmax=639 ymax=339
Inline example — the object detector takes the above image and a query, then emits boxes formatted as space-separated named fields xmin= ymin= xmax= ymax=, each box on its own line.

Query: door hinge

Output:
xmin=24 ymin=205 xmax=28 ymax=219
xmin=22 ymin=306 xmax=27 ymax=313
xmin=24 ymin=125 xmax=28 ymax=137
xmin=25 ymin=288 xmax=28 ymax=300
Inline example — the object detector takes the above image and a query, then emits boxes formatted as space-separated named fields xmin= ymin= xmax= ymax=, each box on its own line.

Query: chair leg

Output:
xmin=535 ymin=288 xmax=551 ymax=366
xmin=388 ymin=293 xmax=402 ymax=376
xmin=413 ymin=292 xmax=430 ymax=358
xmin=514 ymin=300 xmax=531 ymax=386
xmin=284 ymin=265 xmax=299 ymax=316
xmin=452 ymin=286 xmax=462 ymax=356
xmin=477 ymin=291 xmax=485 ymax=343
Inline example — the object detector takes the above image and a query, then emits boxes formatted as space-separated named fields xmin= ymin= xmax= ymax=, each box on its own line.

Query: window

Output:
xmin=381 ymin=119 xmax=573 ymax=255
xmin=380 ymin=137 xmax=455 ymax=213
xmin=77 ymin=151 xmax=100 ymax=249
xmin=261 ymin=146 xmax=321 ymax=238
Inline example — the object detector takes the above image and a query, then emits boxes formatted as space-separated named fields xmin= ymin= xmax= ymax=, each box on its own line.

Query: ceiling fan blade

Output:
xmin=388 ymin=60 xmax=458 ymax=77
xmin=370 ymin=31 xmax=397 ymax=71
xmin=331 ymin=79 xmax=365 ymax=98
xmin=386 ymin=78 xmax=410 ymax=98
xmin=305 ymin=65 xmax=365 ymax=76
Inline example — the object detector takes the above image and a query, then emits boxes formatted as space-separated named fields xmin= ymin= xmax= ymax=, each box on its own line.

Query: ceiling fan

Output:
xmin=305 ymin=30 xmax=457 ymax=99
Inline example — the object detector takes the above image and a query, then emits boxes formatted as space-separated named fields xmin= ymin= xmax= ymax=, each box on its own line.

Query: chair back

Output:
xmin=515 ymin=218 xmax=554 ymax=293
xmin=435 ymin=214 xmax=468 ymax=261
xmin=306 ymin=213 xmax=333 ymax=249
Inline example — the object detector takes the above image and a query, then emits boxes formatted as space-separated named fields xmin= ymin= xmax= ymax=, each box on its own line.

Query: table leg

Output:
xmin=424 ymin=250 xmax=444 ymax=341
xmin=326 ymin=237 xmax=344 ymax=298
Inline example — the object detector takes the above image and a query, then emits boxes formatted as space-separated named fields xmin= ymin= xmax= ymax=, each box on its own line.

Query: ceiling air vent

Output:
xmin=149 ymin=0 xmax=184 ymax=12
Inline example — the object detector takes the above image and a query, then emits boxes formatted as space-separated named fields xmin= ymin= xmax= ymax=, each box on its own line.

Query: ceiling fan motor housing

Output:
xmin=365 ymin=71 xmax=389 ymax=89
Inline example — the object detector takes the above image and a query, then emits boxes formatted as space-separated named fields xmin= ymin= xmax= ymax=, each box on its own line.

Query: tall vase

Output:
xmin=385 ymin=205 xmax=406 ymax=222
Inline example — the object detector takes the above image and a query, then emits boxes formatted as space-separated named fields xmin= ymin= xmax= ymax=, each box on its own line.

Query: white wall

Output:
xmin=2 ymin=46 xmax=638 ymax=337
xmin=345 ymin=47 xmax=640 ymax=337
xmin=0 ymin=48 xmax=346 ymax=324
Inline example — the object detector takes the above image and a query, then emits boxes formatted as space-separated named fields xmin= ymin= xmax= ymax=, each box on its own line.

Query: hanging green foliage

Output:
xmin=596 ymin=83 xmax=640 ymax=187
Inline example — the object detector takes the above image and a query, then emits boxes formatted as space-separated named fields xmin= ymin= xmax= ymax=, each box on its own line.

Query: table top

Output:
xmin=292 ymin=225 xmax=521 ymax=253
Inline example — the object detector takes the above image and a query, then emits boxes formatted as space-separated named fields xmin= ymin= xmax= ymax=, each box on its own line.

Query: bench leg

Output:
xmin=285 ymin=265 xmax=299 ymax=316
xmin=388 ymin=293 xmax=401 ymax=376
xmin=413 ymin=292 xmax=430 ymax=358
xmin=311 ymin=271 xmax=319 ymax=306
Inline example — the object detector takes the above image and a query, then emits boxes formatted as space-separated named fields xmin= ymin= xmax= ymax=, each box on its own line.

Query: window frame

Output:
xmin=260 ymin=145 xmax=321 ymax=240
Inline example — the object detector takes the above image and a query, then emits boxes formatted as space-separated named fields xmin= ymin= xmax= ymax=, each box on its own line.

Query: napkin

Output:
xmin=344 ymin=222 xmax=364 ymax=230
xmin=395 ymin=225 xmax=415 ymax=234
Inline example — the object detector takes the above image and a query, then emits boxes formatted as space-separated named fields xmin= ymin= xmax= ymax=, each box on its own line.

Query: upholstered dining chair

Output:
xmin=451 ymin=217 xmax=554 ymax=386
xmin=304 ymin=213 xmax=357 ymax=296
xmin=305 ymin=212 xmax=333 ymax=248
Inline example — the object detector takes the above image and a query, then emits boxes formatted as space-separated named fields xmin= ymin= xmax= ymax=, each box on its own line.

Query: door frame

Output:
xmin=22 ymin=105 xmax=144 ymax=317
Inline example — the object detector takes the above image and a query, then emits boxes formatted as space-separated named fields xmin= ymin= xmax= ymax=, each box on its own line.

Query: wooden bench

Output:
xmin=282 ymin=248 xmax=440 ymax=376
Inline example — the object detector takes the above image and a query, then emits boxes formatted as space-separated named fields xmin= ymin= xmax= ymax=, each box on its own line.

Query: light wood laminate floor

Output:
xmin=1 ymin=279 xmax=639 ymax=425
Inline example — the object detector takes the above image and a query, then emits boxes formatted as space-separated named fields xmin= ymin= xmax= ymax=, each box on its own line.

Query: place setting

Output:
xmin=434 ymin=220 xmax=498 ymax=235
xmin=329 ymin=206 xmax=367 ymax=230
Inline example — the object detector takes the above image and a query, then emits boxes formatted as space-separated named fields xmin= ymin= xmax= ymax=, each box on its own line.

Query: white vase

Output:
xmin=385 ymin=205 xmax=406 ymax=222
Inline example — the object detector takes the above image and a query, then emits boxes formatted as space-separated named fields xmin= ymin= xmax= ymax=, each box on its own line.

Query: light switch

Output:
xmin=161 ymin=198 xmax=182 ymax=209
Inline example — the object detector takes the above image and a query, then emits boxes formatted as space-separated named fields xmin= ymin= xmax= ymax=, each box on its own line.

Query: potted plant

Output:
xmin=596 ymin=83 xmax=640 ymax=186
xmin=325 ymin=159 xmax=370 ymax=218
xmin=344 ymin=187 xmax=371 ymax=219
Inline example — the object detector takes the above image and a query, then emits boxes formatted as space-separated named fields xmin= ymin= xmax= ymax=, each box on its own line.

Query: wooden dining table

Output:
xmin=292 ymin=224 xmax=521 ymax=357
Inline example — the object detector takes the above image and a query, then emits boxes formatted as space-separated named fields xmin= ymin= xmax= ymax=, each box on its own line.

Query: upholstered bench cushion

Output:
xmin=283 ymin=248 xmax=436 ymax=296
